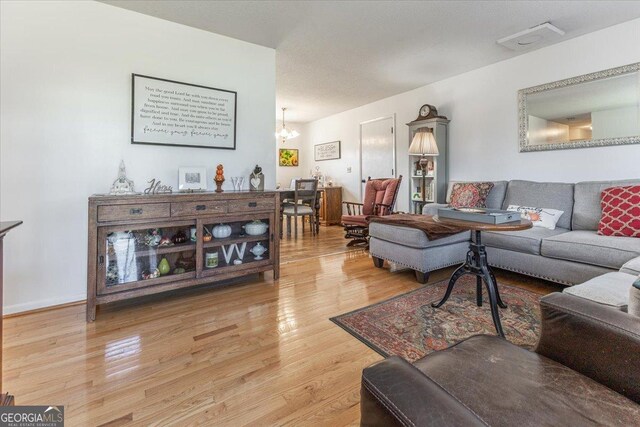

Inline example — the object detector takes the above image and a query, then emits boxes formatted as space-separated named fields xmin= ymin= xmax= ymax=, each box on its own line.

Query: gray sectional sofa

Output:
xmin=369 ymin=179 xmax=640 ymax=285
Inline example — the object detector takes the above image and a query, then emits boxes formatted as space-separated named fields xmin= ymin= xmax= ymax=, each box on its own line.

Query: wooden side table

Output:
xmin=0 ymin=221 xmax=22 ymax=406
xmin=431 ymin=216 xmax=532 ymax=337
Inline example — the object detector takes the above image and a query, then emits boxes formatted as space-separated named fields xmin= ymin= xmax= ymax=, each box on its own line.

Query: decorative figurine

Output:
xmin=249 ymin=165 xmax=265 ymax=191
xmin=110 ymin=160 xmax=137 ymax=195
xmin=171 ymin=230 xmax=187 ymax=244
xmin=144 ymin=178 xmax=173 ymax=194
xmin=214 ymin=164 xmax=225 ymax=193
xmin=142 ymin=269 xmax=160 ymax=280
xmin=250 ymin=242 xmax=268 ymax=260
xmin=158 ymin=258 xmax=171 ymax=276
xmin=158 ymin=236 xmax=173 ymax=246
xmin=144 ymin=229 xmax=162 ymax=246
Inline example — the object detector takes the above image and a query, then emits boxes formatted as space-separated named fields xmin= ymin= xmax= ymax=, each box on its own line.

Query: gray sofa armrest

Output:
xmin=361 ymin=356 xmax=485 ymax=426
xmin=620 ymin=256 xmax=640 ymax=275
xmin=535 ymin=292 xmax=640 ymax=403
xmin=421 ymin=203 xmax=448 ymax=216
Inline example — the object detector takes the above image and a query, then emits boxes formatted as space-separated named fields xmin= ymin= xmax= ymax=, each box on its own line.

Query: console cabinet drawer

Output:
xmin=228 ymin=199 xmax=275 ymax=213
xmin=171 ymin=201 xmax=227 ymax=217
xmin=97 ymin=203 xmax=170 ymax=222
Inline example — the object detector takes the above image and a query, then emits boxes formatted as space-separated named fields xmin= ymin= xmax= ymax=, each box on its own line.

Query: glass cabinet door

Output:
xmin=98 ymin=223 xmax=197 ymax=294
xmin=200 ymin=217 xmax=272 ymax=274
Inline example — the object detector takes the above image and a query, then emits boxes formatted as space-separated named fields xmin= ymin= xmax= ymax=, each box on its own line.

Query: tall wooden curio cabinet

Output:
xmin=406 ymin=116 xmax=450 ymax=213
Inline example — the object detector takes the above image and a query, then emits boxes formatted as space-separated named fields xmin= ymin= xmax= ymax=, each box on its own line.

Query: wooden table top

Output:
xmin=433 ymin=215 xmax=532 ymax=232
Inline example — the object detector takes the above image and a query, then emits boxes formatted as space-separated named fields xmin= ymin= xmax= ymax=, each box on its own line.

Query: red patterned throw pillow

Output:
xmin=449 ymin=182 xmax=495 ymax=208
xmin=598 ymin=185 xmax=640 ymax=238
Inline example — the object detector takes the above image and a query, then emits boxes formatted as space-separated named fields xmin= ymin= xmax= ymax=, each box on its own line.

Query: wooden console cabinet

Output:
xmin=87 ymin=192 xmax=280 ymax=321
xmin=318 ymin=186 xmax=342 ymax=226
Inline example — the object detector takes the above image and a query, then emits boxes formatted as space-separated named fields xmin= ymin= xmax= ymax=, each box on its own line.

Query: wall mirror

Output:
xmin=519 ymin=63 xmax=640 ymax=152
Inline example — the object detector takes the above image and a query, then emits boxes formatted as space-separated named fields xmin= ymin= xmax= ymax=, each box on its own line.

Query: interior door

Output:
xmin=360 ymin=116 xmax=395 ymax=197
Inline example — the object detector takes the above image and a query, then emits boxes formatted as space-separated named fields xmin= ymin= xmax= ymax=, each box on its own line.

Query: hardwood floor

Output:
xmin=3 ymin=225 xmax=562 ymax=426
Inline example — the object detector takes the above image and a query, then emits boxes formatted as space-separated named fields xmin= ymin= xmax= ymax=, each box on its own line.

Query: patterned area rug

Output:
xmin=331 ymin=276 xmax=542 ymax=362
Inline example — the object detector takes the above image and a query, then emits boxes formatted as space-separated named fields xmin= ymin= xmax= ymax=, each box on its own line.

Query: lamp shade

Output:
xmin=409 ymin=128 xmax=439 ymax=156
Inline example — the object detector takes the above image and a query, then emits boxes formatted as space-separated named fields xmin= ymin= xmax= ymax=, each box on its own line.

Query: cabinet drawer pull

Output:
xmin=248 ymin=202 xmax=257 ymax=207
xmin=130 ymin=208 xmax=143 ymax=215
xmin=196 ymin=205 xmax=206 ymax=211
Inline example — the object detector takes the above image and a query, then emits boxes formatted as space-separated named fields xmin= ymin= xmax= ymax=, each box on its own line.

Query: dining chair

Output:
xmin=282 ymin=179 xmax=318 ymax=239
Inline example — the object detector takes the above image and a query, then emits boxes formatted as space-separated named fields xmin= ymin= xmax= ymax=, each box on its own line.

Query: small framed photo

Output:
xmin=178 ymin=167 xmax=207 ymax=191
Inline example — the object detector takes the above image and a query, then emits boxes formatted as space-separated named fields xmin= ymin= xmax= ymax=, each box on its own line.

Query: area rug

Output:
xmin=331 ymin=276 xmax=542 ymax=362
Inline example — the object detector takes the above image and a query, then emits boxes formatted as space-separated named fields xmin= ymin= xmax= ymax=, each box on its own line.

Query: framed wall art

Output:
xmin=314 ymin=140 xmax=341 ymax=161
xmin=178 ymin=167 xmax=207 ymax=191
xmin=279 ymin=149 xmax=299 ymax=167
xmin=132 ymin=74 xmax=237 ymax=150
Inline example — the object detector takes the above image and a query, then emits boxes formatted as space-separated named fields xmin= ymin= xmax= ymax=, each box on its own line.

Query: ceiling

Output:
xmin=101 ymin=1 xmax=640 ymax=123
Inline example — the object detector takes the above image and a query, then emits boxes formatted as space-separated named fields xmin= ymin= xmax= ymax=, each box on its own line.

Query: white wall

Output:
xmin=302 ymin=18 xmax=640 ymax=212
xmin=0 ymin=1 xmax=276 ymax=313
xmin=592 ymin=106 xmax=640 ymax=139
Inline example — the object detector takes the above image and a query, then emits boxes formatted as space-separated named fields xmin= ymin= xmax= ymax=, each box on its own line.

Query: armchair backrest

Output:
xmin=362 ymin=176 xmax=403 ymax=216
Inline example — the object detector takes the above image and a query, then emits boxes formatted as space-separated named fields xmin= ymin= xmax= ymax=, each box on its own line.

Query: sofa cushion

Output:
xmin=449 ymin=182 xmax=494 ymax=208
xmin=506 ymin=205 xmax=564 ymax=230
xmin=414 ymin=335 xmax=640 ymax=426
xmin=502 ymin=180 xmax=574 ymax=230
xmin=482 ymin=227 xmax=568 ymax=255
xmin=597 ymin=185 xmax=640 ymax=237
xmin=362 ymin=178 xmax=401 ymax=215
xmin=341 ymin=214 xmax=368 ymax=226
xmin=369 ymin=222 xmax=470 ymax=249
xmin=541 ymin=230 xmax=640 ymax=270
xmin=620 ymin=256 xmax=640 ymax=275
xmin=445 ymin=181 xmax=507 ymax=209
xmin=573 ymin=179 xmax=640 ymax=231
xmin=563 ymin=272 xmax=636 ymax=310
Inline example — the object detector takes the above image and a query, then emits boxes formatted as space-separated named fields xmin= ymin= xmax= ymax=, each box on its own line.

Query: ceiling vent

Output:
xmin=497 ymin=22 xmax=565 ymax=51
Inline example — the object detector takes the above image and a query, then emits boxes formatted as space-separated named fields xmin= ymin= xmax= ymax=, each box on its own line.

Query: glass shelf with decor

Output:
xmin=407 ymin=117 xmax=449 ymax=213
xmin=200 ymin=218 xmax=272 ymax=277
xmin=100 ymin=224 xmax=197 ymax=294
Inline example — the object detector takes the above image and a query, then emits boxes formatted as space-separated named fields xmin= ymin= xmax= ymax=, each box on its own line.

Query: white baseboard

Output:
xmin=4 ymin=294 xmax=86 ymax=315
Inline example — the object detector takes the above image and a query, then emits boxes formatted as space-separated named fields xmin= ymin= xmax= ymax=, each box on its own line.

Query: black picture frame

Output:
xmin=131 ymin=74 xmax=237 ymax=150
xmin=314 ymin=140 xmax=341 ymax=161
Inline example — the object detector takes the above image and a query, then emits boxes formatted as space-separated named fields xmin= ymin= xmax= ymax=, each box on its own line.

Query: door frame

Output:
xmin=359 ymin=114 xmax=397 ymax=200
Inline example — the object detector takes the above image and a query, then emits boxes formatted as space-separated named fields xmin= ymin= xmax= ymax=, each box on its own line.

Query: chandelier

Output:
xmin=275 ymin=107 xmax=299 ymax=142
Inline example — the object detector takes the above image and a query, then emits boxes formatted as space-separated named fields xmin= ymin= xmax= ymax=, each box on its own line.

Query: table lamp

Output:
xmin=409 ymin=127 xmax=439 ymax=201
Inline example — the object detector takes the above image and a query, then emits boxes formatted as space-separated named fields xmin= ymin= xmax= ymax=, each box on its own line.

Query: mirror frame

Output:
xmin=518 ymin=62 xmax=640 ymax=152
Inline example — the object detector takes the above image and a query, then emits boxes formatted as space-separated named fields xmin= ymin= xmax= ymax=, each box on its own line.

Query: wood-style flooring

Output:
xmin=3 ymin=225 xmax=562 ymax=426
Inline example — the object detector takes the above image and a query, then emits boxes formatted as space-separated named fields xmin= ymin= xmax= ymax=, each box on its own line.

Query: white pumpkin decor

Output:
xmin=212 ymin=223 xmax=232 ymax=239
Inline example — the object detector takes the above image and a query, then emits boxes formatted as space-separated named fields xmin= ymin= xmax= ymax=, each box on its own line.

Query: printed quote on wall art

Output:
xmin=132 ymin=74 xmax=237 ymax=149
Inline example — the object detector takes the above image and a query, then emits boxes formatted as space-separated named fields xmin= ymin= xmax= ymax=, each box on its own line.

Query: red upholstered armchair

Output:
xmin=341 ymin=176 xmax=403 ymax=247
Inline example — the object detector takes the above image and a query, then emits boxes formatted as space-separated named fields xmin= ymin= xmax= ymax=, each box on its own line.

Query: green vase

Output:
xmin=158 ymin=258 xmax=171 ymax=276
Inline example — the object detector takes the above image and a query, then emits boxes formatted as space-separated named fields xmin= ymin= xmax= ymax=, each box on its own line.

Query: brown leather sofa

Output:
xmin=360 ymin=293 xmax=640 ymax=426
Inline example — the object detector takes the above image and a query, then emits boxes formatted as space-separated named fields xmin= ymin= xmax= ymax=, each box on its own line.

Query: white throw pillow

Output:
xmin=506 ymin=205 xmax=564 ymax=230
